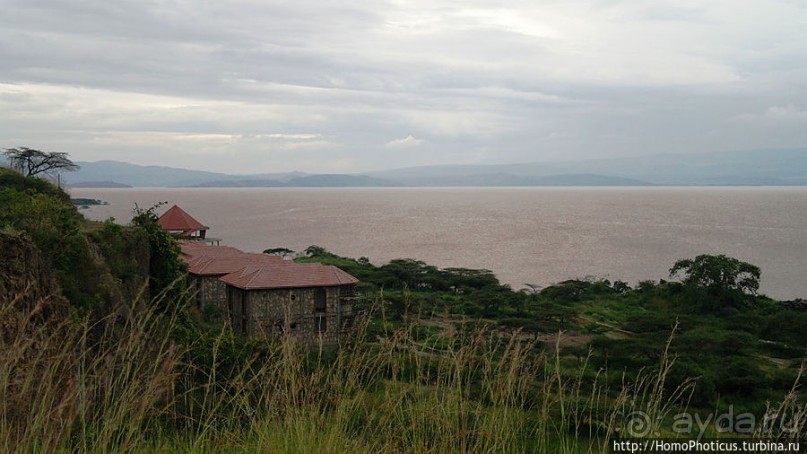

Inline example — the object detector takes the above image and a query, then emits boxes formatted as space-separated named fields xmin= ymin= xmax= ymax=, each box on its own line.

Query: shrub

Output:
xmin=130 ymin=203 xmax=190 ymax=309
xmin=669 ymin=254 xmax=760 ymax=307
xmin=0 ymin=182 xmax=104 ymax=310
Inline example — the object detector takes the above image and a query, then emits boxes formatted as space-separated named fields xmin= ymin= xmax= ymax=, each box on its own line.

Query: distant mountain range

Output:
xmin=64 ymin=149 xmax=807 ymax=188
xmin=70 ymin=180 xmax=133 ymax=188
xmin=364 ymin=149 xmax=807 ymax=186
xmin=193 ymin=174 xmax=399 ymax=188
xmin=66 ymin=160 xmax=309 ymax=187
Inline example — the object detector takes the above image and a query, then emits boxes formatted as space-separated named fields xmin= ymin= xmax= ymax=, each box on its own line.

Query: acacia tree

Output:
xmin=669 ymin=254 xmax=761 ymax=304
xmin=263 ymin=247 xmax=295 ymax=258
xmin=3 ymin=147 xmax=79 ymax=177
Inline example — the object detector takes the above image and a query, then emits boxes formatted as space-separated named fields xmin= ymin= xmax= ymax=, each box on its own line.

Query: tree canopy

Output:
xmin=3 ymin=147 xmax=79 ymax=177
xmin=669 ymin=254 xmax=761 ymax=302
xmin=304 ymin=245 xmax=329 ymax=257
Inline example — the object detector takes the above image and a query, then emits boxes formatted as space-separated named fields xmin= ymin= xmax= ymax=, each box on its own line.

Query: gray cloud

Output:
xmin=1 ymin=0 xmax=806 ymax=172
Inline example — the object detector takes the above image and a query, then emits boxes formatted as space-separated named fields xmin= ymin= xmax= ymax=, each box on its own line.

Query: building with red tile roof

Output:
xmin=158 ymin=205 xmax=208 ymax=239
xmin=176 ymin=237 xmax=360 ymax=345
xmin=185 ymin=252 xmax=285 ymax=313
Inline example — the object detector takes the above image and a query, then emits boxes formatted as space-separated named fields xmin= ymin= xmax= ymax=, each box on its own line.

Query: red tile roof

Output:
xmin=158 ymin=205 xmax=206 ymax=235
xmin=178 ymin=241 xmax=359 ymax=289
xmin=220 ymin=262 xmax=359 ymax=290
xmin=180 ymin=243 xmax=244 ymax=260
xmin=187 ymin=253 xmax=283 ymax=276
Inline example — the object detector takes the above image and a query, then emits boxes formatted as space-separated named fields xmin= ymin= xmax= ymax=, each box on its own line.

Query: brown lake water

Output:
xmin=71 ymin=187 xmax=807 ymax=300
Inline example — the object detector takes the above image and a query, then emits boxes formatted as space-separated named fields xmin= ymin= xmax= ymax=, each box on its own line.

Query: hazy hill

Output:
xmin=69 ymin=160 xmax=308 ymax=187
xmin=372 ymin=173 xmax=650 ymax=186
xmin=193 ymin=174 xmax=399 ymax=187
xmin=68 ymin=160 xmax=647 ymax=187
xmin=64 ymin=148 xmax=807 ymax=187
xmin=366 ymin=149 xmax=807 ymax=186
xmin=551 ymin=148 xmax=807 ymax=185
xmin=69 ymin=181 xmax=133 ymax=188
xmin=70 ymin=160 xmax=227 ymax=187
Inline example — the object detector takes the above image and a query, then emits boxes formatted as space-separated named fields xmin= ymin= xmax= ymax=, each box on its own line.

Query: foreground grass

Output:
xmin=2 ymin=291 xmax=804 ymax=453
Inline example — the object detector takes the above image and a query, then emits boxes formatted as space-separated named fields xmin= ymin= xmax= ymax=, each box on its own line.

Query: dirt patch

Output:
xmin=498 ymin=329 xmax=593 ymax=349
xmin=410 ymin=314 xmax=592 ymax=349
xmin=413 ymin=316 xmax=458 ymax=337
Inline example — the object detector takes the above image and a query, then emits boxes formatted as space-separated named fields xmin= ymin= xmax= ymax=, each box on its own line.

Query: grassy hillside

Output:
xmin=1 ymin=169 xmax=804 ymax=451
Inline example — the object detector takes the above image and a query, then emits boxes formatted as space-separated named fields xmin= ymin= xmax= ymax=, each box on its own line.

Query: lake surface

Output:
xmin=71 ymin=187 xmax=807 ymax=300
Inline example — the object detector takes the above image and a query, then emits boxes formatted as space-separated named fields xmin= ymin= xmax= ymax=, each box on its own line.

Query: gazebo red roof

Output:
xmin=158 ymin=205 xmax=206 ymax=235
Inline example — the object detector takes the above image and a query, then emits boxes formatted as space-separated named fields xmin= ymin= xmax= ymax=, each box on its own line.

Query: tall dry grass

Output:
xmin=3 ymin=290 xmax=800 ymax=453
xmin=1 ymin=288 xmax=183 ymax=453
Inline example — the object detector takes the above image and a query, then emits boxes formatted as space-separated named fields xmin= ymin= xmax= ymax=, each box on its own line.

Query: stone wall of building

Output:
xmin=189 ymin=274 xmax=230 ymax=318
xmin=200 ymin=276 xmax=227 ymax=311
xmin=233 ymin=285 xmax=356 ymax=345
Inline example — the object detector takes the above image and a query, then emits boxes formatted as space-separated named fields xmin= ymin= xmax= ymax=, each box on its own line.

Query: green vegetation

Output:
xmin=130 ymin=202 xmax=191 ymax=307
xmin=1 ymin=167 xmax=805 ymax=452
xmin=0 ymin=167 xmax=147 ymax=312
xmin=669 ymin=254 xmax=761 ymax=307
xmin=296 ymin=245 xmax=806 ymax=417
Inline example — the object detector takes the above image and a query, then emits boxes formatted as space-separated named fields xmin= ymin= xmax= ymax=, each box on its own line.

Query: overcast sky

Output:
xmin=1 ymin=0 xmax=806 ymax=173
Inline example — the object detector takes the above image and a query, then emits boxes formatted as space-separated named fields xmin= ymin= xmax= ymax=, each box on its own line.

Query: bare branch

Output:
xmin=3 ymin=147 xmax=79 ymax=177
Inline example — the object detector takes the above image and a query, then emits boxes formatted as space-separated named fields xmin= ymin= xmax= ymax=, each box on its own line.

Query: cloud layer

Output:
xmin=1 ymin=0 xmax=806 ymax=172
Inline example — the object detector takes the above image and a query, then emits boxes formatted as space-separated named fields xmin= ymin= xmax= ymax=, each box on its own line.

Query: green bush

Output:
xmin=667 ymin=360 xmax=717 ymax=407
xmin=131 ymin=204 xmax=190 ymax=310
xmin=0 ymin=183 xmax=103 ymax=310
xmin=715 ymin=357 xmax=767 ymax=397
xmin=0 ymin=167 xmax=68 ymax=201
xmin=669 ymin=254 xmax=761 ymax=308
xmin=761 ymin=310 xmax=807 ymax=346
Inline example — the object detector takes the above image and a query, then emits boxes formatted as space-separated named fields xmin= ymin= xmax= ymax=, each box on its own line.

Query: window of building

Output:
xmin=315 ymin=288 xmax=327 ymax=313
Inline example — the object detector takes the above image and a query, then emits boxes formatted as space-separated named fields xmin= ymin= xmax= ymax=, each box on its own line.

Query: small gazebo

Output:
xmin=157 ymin=205 xmax=209 ymax=240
